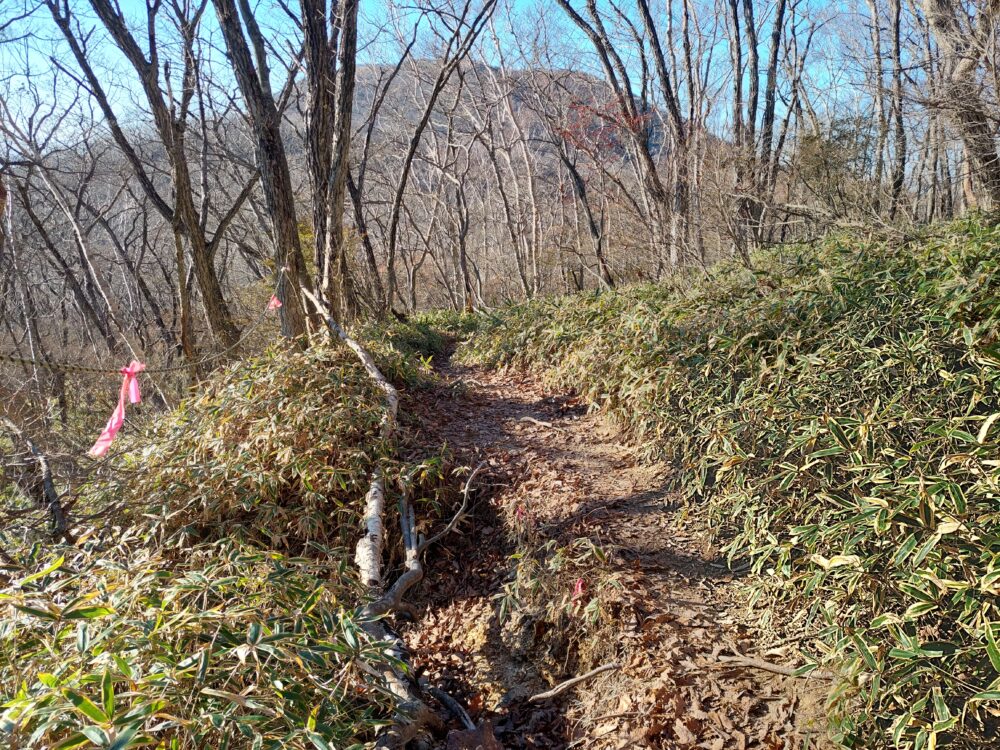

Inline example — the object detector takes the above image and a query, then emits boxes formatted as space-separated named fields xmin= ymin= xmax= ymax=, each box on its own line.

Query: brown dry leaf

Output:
xmin=445 ymin=720 xmax=503 ymax=750
xmin=673 ymin=717 xmax=698 ymax=745
xmin=644 ymin=720 xmax=668 ymax=739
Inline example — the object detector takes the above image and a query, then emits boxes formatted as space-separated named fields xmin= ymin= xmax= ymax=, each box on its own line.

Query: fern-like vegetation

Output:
xmin=457 ymin=218 xmax=1000 ymax=748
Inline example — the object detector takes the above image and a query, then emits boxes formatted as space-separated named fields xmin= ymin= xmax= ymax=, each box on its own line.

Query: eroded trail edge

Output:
xmin=406 ymin=361 xmax=833 ymax=749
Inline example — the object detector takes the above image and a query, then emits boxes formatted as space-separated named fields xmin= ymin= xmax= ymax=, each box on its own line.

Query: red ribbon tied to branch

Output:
xmin=89 ymin=360 xmax=146 ymax=458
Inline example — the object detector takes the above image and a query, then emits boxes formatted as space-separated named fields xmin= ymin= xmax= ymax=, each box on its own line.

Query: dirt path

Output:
xmin=403 ymin=360 xmax=831 ymax=749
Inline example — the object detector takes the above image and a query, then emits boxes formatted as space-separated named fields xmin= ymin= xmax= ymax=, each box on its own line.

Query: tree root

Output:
xmin=427 ymin=687 xmax=475 ymax=731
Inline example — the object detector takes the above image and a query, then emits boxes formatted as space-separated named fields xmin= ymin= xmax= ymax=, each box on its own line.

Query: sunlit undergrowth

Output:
xmin=1 ymin=319 xmax=449 ymax=748
xmin=1 ymin=540 xmax=393 ymax=750
xmin=457 ymin=218 xmax=1000 ymax=748
xmin=357 ymin=316 xmax=448 ymax=388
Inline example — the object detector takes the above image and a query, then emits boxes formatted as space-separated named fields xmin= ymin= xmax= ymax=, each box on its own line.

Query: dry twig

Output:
xmin=418 ymin=460 xmax=486 ymax=554
xmin=529 ymin=662 xmax=620 ymax=702
xmin=518 ymin=415 xmax=565 ymax=432
xmin=716 ymin=654 xmax=834 ymax=680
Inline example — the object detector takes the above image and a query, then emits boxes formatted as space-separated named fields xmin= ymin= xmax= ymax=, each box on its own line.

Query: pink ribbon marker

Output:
xmin=267 ymin=295 xmax=282 ymax=310
xmin=89 ymin=360 xmax=146 ymax=458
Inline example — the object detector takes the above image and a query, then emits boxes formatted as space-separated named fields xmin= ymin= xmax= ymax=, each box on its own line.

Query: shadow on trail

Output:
xmin=399 ymin=357 xmax=821 ymax=749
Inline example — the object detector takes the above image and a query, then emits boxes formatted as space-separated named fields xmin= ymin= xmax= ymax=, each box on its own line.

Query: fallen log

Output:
xmin=302 ymin=288 xmax=438 ymax=748
xmin=302 ymin=287 xmax=397 ymax=587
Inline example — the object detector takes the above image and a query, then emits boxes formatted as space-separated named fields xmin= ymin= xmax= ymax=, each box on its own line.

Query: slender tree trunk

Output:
xmin=889 ymin=0 xmax=906 ymax=219
xmin=866 ymin=0 xmax=887 ymax=212
xmin=562 ymin=152 xmax=614 ymax=289
xmin=320 ymin=0 xmax=360 ymax=321
xmin=211 ymin=0 xmax=310 ymax=338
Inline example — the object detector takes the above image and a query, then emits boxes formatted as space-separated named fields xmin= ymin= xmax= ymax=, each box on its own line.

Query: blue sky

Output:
xmin=1 ymin=0 xmax=864 ymax=147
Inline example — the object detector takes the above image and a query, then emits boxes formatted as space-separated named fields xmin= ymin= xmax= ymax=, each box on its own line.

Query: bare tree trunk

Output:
xmin=321 ymin=0 xmax=360 ymax=321
xmin=866 ymin=0 xmax=888 ymax=212
xmin=48 ymin=0 xmax=241 ymax=347
xmin=211 ymin=0 xmax=311 ymax=338
xmin=923 ymin=0 xmax=1000 ymax=209
xmin=889 ymin=0 xmax=906 ymax=219
xmin=174 ymin=230 xmax=199 ymax=377
xmin=561 ymin=151 xmax=614 ymax=290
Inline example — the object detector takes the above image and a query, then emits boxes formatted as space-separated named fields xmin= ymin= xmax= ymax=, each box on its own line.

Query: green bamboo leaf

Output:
xmin=102 ymin=669 xmax=115 ymax=720
xmin=64 ymin=689 xmax=110 ymax=724
xmin=307 ymin=705 xmax=319 ymax=732
xmin=985 ymin=622 xmax=1000 ymax=673
xmin=38 ymin=672 xmax=58 ymax=688
xmin=893 ymin=534 xmax=919 ymax=566
xmin=911 ymin=533 xmax=941 ymax=567
xmin=80 ymin=725 xmax=109 ymax=745
xmin=51 ymin=734 xmax=91 ymax=750
xmin=828 ymin=419 xmax=852 ymax=450
xmin=891 ymin=709 xmax=914 ymax=745
xmin=107 ymin=723 xmax=140 ymax=750
xmin=64 ymin=606 xmax=115 ymax=620
xmin=932 ymin=688 xmax=950 ymax=723
xmin=904 ymin=601 xmax=938 ymax=619
xmin=307 ymin=732 xmax=332 ymax=750
xmin=77 ymin=623 xmax=90 ymax=654
xmin=18 ymin=556 xmax=65 ymax=586
xmin=197 ymin=649 xmax=210 ymax=682
xmin=851 ymin=634 xmax=878 ymax=670
xmin=14 ymin=604 xmax=59 ymax=621
xmin=113 ymin=655 xmax=133 ymax=681
xmin=343 ymin=624 xmax=359 ymax=651
xmin=301 ymin=586 xmax=323 ymax=615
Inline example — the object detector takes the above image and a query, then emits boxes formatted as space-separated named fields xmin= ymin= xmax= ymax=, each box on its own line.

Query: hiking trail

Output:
xmin=403 ymin=357 xmax=832 ymax=749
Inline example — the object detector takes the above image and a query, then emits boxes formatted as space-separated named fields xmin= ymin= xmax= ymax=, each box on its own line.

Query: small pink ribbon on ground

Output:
xmin=89 ymin=360 xmax=146 ymax=458
xmin=267 ymin=294 xmax=282 ymax=310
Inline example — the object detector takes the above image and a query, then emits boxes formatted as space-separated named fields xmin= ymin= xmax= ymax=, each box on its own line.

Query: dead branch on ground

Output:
xmin=529 ymin=662 xmax=620 ymax=702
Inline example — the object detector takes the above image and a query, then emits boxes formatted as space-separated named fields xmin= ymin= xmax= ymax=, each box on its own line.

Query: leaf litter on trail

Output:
xmin=403 ymin=361 xmax=830 ymax=748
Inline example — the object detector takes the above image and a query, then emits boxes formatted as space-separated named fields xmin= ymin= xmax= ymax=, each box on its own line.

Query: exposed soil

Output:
xmin=401 ymin=358 xmax=833 ymax=749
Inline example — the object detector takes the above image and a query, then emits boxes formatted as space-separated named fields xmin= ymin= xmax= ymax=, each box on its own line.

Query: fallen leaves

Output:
xmin=401 ymin=364 xmax=830 ymax=749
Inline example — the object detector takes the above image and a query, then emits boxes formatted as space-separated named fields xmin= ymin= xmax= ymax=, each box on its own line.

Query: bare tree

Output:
xmin=923 ymin=0 xmax=1000 ymax=208
xmin=210 ymin=0 xmax=313 ymax=336
xmin=44 ymin=0 xmax=245 ymax=348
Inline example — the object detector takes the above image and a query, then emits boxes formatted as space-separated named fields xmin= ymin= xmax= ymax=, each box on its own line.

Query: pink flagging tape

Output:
xmin=89 ymin=360 xmax=146 ymax=458
xmin=86 ymin=295 xmax=280 ymax=458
